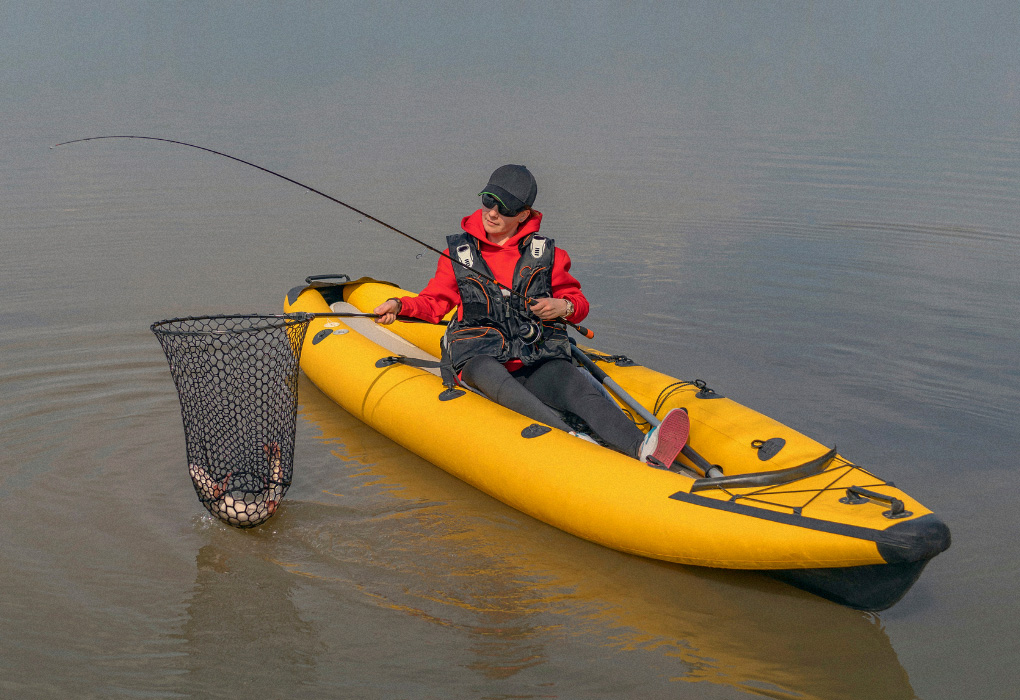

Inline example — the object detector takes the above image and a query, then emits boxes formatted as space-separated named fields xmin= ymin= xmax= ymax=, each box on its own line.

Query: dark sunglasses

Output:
xmin=480 ymin=192 xmax=526 ymax=217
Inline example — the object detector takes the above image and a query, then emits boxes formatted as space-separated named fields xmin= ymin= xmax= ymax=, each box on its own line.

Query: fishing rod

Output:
xmin=52 ymin=135 xmax=595 ymax=339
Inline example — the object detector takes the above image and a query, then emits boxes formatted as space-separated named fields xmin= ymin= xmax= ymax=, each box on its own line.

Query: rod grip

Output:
xmin=573 ymin=323 xmax=595 ymax=339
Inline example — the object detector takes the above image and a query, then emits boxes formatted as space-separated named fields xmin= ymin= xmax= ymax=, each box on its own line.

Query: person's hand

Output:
xmin=373 ymin=299 xmax=401 ymax=324
xmin=528 ymin=297 xmax=570 ymax=320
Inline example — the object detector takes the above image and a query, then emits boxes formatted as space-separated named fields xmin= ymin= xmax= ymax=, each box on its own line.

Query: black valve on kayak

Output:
xmin=840 ymin=486 xmax=912 ymax=519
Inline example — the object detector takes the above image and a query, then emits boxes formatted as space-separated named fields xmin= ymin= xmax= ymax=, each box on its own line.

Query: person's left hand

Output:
xmin=528 ymin=297 xmax=569 ymax=320
xmin=372 ymin=299 xmax=400 ymax=324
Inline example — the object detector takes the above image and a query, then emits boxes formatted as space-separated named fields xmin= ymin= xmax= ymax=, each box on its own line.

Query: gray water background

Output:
xmin=2 ymin=2 xmax=1018 ymax=698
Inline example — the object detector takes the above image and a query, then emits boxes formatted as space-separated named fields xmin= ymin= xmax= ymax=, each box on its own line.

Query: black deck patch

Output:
xmin=521 ymin=424 xmax=552 ymax=438
xmin=438 ymin=387 xmax=466 ymax=401
xmin=286 ymin=285 xmax=307 ymax=306
xmin=755 ymin=437 xmax=786 ymax=460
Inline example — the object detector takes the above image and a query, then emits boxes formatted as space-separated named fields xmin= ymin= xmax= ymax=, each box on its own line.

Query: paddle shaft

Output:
xmin=291 ymin=312 xmax=446 ymax=325
xmin=569 ymin=346 xmax=723 ymax=477
xmin=54 ymin=136 xmax=594 ymax=339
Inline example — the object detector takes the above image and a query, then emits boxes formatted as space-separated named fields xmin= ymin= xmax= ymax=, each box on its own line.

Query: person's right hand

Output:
xmin=373 ymin=299 xmax=400 ymax=324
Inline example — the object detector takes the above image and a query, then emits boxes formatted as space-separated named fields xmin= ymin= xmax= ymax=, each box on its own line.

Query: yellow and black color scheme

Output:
xmin=285 ymin=276 xmax=950 ymax=610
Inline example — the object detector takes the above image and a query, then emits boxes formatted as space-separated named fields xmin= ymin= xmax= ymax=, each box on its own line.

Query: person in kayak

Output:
xmin=373 ymin=164 xmax=688 ymax=468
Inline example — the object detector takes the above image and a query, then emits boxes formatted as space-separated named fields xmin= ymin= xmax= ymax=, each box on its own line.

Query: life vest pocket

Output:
xmin=448 ymin=326 xmax=508 ymax=366
xmin=539 ymin=320 xmax=569 ymax=345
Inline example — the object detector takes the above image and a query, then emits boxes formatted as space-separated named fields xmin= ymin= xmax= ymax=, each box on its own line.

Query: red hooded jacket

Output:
xmin=397 ymin=209 xmax=590 ymax=326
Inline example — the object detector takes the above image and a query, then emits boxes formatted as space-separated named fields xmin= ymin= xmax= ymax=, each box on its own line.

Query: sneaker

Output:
xmin=639 ymin=408 xmax=690 ymax=468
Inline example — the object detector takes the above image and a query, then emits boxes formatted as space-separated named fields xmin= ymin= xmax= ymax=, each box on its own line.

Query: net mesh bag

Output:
xmin=151 ymin=314 xmax=311 ymax=528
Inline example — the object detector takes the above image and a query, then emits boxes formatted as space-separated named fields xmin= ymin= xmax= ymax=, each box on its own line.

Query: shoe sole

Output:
xmin=647 ymin=410 xmax=690 ymax=467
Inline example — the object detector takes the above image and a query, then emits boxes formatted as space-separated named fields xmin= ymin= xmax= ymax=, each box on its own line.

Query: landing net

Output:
xmin=151 ymin=314 xmax=311 ymax=528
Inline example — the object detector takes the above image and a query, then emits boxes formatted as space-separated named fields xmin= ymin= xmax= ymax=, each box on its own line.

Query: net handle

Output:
xmin=150 ymin=312 xmax=444 ymax=337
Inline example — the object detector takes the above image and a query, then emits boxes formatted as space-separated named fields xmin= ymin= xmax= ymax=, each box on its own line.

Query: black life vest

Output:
xmin=443 ymin=231 xmax=571 ymax=371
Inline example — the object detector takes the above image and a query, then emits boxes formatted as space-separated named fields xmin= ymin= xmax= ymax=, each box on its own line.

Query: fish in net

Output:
xmin=151 ymin=314 xmax=311 ymax=528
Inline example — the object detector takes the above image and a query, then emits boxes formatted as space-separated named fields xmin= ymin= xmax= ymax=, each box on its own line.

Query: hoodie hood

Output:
xmin=460 ymin=209 xmax=543 ymax=249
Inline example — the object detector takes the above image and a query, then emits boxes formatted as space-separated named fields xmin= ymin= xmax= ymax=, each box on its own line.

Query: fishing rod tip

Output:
xmin=51 ymin=138 xmax=91 ymax=149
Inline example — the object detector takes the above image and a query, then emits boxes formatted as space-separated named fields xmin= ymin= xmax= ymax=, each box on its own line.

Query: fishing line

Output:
xmin=53 ymin=135 xmax=594 ymax=338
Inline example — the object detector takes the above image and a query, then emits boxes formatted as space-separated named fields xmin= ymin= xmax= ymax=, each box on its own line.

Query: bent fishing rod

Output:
xmin=52 ymin=135 xmax=595 ymax=339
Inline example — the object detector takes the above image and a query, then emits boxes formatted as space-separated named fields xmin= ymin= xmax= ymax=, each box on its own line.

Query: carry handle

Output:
xmin=840 ymin=486 xmax=912 ymax=519
xmin=305 ymin=274 xmax=351 ymax=284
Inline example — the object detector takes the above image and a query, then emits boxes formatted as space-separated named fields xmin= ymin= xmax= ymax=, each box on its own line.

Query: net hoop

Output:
xmin=150 ymin=313 xmax=312 ymax=338
xmin=152 ymin=313 xmax=312 ymax=529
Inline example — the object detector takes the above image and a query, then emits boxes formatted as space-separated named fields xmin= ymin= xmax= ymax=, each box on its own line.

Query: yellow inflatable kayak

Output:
xmin=285 ymin=275 xmax=950 ymax=610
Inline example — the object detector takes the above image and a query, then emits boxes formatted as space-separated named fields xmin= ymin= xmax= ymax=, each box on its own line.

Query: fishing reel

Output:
xmin=518 ymin=319 xmax=542 ymax=345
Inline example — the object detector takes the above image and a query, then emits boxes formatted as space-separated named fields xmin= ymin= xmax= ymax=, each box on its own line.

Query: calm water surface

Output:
xmin=2 ymin=3 xmax=1018 ymax=699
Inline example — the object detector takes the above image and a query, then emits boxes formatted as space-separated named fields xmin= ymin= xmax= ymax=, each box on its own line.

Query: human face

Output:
xmin=480 ymin=201 xmax=530 ymax=243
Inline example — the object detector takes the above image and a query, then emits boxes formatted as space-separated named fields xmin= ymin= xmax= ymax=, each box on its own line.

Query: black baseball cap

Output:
xmin=479 ymin=164 xmax=537 ymax=215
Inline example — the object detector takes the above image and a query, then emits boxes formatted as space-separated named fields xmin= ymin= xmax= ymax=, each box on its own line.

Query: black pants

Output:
xmin=459 ymin=356 xmax=646 ymax=457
